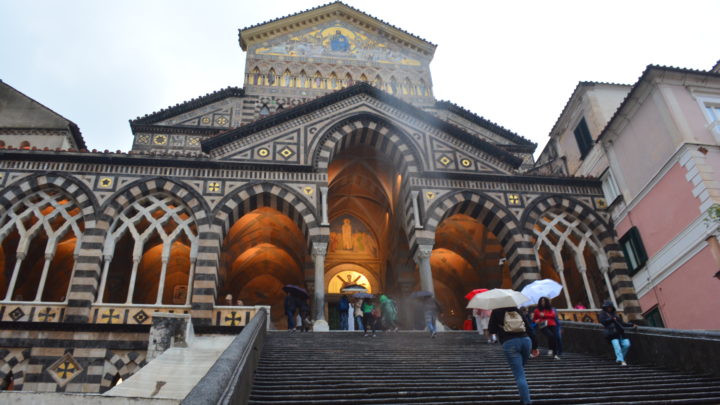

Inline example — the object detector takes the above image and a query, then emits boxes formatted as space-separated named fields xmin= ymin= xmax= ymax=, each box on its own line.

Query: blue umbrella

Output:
xmin=352 ymin=292 xmax=374 ymax=299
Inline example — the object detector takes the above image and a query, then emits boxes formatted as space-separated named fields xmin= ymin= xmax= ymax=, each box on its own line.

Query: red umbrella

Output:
xmin=465 ymin=288 xmax=488 ymax=300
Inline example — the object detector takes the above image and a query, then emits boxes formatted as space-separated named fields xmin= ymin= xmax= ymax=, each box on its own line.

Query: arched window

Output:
xmin=0 ymin=189 xmax=84 ymax=302
xmin=373 ymin=75 xmax=383 ymax=90
xmin=404 ymin=78 xmax=414 ymax=95
xmin=313 ymin=71 xmax=324 ymax=89
xmin=0 ymin=140 xmax=5 ymax=147
xmin=359 ymin=74 xmax=368 ymax=83
xmin=329 ymin=72 xmax=338 ymax=90
xmin=97 ymin=193 xmax=198 ymax=305
xmin=418 ymin=79 xmax=429 ymax=96
xmin=251 ymin=67 xmax=262 ymax=86
xmin=299 ymin=70 xmax=308 ymax=88
xmin=344 ymin=73 xmax=353 ymax=87
xmin=389 ymin=77 xmax=398 ymax=94
xmin=282 ymin=69 xmax=293 ymax=87
xmin=267 ymin=68 xmax=277 ymax=86
xmin=19 ymin=141 xmax=30 ymax=150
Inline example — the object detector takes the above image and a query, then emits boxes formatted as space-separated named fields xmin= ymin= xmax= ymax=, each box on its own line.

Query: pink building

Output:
xmin=536 ymin=63 xmax=720 ymax=330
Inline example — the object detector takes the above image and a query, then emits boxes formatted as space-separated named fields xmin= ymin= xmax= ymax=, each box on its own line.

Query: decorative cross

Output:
xmin=101 ymin=309 xmax=120 ymax=324
xmin=57 ymin=361 xmax=76 ymax=379
xmin=224 ymin=311 xmax=242 ymax=326
xmin=207 ymin=182 xmax=221 ymax=193
xmin=508 ymin=194 xmax=521 ymax=205
xmin=37 ymin=307 xmax=56 ymax=322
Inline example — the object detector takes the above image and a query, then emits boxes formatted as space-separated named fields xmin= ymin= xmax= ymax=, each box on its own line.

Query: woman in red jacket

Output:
xmin=532 ymin=297 xmax=562 ymax=359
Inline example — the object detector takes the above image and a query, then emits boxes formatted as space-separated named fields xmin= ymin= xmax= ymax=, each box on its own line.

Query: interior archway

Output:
xmin=430 ymin=213 xmax=511 ymax=329
xmin=218 ymin=206 xmax=308 ymax=329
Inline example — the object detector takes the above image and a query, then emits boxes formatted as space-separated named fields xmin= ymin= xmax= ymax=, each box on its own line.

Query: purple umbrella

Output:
xmin=283 ymin=284 xmax=309 ymax=299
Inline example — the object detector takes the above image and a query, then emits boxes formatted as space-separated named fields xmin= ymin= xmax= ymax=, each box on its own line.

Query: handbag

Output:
xmin=538 ymin=320 xmax=548 ymax=329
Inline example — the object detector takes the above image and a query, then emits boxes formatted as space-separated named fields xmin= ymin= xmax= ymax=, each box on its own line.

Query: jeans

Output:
xmin=286 ymin=311 xmax=295 ymax=330
xmin=502 ymin=337 xmax=532 ymax=405
xmin=339 ymin=312 xmax=348 ymax=330
xmin=540 ymin=325 xmax=561 ymax=355
xmin=424 ymin=312 xmax=436 ymax=334
xmin=611 ymin=338 xmax=631 ymax=362
xmin=363 ymin=313 xmax=376 ymax=333
xmin=355 ymin=315 xmax=364 ymax=330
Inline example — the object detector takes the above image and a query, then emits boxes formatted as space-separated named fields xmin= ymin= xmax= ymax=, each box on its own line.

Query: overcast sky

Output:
xmin=1 ymin=1 xmax=718 ymax=156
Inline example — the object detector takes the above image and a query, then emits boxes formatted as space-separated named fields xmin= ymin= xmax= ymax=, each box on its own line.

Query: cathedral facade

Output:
xmin=0 ymin=2 xmax=640 ymax=393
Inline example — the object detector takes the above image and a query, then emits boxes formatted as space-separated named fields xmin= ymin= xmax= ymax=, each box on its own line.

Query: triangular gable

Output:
xmin=0 ymin=80 xmax=85 ymax=149
xmin=202 ymin=82 xmax=523 ymax=174
xmin=239 ymin=2 xmax=436 ymax=59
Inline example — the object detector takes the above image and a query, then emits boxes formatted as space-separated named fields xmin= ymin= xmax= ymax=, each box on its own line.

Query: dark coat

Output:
xmin=599 ymin=309 xmax=634 ymax=340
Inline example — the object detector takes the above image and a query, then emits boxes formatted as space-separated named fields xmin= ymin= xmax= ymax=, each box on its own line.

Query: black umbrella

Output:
xmin=283 ymin=284 xmax=309 ymax=299
xmin=409 ymin=290 xmax=433 ymax=299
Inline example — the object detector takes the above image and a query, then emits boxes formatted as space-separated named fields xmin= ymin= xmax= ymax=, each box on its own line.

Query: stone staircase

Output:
xmin=249 ymin=331 xmax=720 ymax=404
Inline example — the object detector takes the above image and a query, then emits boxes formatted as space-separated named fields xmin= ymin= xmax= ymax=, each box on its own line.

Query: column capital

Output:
xmin=312 ymin=242 xmax=328 ymax=257
xmin=413 ymin=244 xmax=433 ymax=263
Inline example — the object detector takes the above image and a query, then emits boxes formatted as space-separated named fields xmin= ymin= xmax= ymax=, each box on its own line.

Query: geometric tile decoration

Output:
xmin=279 ymin=146 xmax=295 ymax=159
xmin=152 ymin=134 xmax=168 ymax=145
xmin=136 ymin=134 xmax=150 ymax=145
xmin=132 ymin=310 xmax=150 ymax=324
xmin=507 ymin=193 xmax=521 ymax=206
xmin=426 ymin=191 xmax=436 ymax=200
xmin=303 ymin=186 xmax=314 ymax=195
xmin=257 ymin=148 xmax=270 ymax=158
xmin=47 ymin=353 xmax=83 ymax=387
xmin=595 ymin=197 xmax=607 ymax=209
xmin=8 ymin=307 xmax=25 ymax=322
xmin=438 ymin=155 xmax=452 ymax=167
xmin=97 ymin=176 xmax=114 ymax=189
xmin=206 ymin=181 xmax=222 ymax=193
xmin=224 ymin=311 xmax=243 ymax=326
xmin=35 ymin=307 xmax=57 ymax=322
xmin=99 ymin=308 xmax=122 ymax=324
xmin=460 ymin=158 xmax=472 ymax=167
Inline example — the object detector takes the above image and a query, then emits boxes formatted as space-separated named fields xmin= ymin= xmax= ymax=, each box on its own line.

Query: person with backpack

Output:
xmin=599 ymin=300 xmax=637 ymax=366
xmin=488 ymin=306 xmax=533 ymax=405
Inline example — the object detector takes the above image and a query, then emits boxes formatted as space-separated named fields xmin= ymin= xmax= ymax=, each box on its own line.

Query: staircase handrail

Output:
xmin=560 ymin=321 xmax=720 ymax=377
xmin=181 ymin=307 xmax=267 ymax=405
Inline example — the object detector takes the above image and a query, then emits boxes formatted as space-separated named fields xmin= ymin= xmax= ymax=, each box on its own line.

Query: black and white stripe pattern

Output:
xmin=423 ymin=190 xmax=540 ymax=289
xmin=521 ymin=195 xmax=641 ymax=319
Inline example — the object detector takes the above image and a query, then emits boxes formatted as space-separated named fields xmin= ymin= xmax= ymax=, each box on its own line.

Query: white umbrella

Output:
xmin=466 ymin=288 xmax=529 ymax=310
xmin=520 ymin=279 xmax=563 ymax=306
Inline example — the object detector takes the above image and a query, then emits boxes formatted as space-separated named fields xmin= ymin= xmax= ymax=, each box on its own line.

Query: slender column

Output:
xmin=312 ymin=242 xmax=328 ymax=331
xmin=96 ymin=255 xmax=113 ymax=303
xmin=155 ymin=255 xmax=170 ymax=305
xmin=320 ymin=186 xmax=329 ymax=226
xmin=577 ymin=266 xmax=597 ymax=309
xmin=185 ymin=257 xmax=197 ymax=306
xmin=4 ymin=252 xmax=26 ymax=301
xmin=312 ymin=242 xmax=327 ymax=320
xmin=556 ymin=265 xmax=572 ymax=309
xmin=601 ymin=266 xmax=619 ymax=309
xmin=34 ymin=253 xmax=55 ymax=302
xmin=125 ymin=257 xmax=141 ymax=304
xmin=413 ymin=244 xmax=434 ymax=294
xmin=411 ymin=190 xmax=422 ymax=229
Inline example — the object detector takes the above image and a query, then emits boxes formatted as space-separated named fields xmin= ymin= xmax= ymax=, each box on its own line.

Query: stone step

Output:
xmin=248 ymin=332 xmax=720 ymax=404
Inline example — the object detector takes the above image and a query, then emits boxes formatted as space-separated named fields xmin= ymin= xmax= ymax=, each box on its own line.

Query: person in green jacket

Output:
xmin=361 ymin=299 xmax=377 ymax=337
xmin=379 ymin=294 xmax=399 ymax=332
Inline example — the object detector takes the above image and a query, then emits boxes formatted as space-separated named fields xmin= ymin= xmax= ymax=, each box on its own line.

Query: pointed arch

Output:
xmin=522 ymin=195 xmax=641 ymax=318
xmin=424 ymin=190 xmax=538 ymax=288
xmin=282 ymin=69 xmax=293 ymax=87
xmin=251 ymin=67 xmax=262 ymax=86
xmin=313 ymin=71 xmax=324 ymax=89
xmin=344 ymin=73 xmax=353 ymax=88
xmin=267 ymin=68 xmax=277 ymax=86
xmin=299 ymin=70 xmax=309 ymax=88
xmin=329 ymin=72 xmax=339 ymax=90
xmin=212 ymin=182 xmax=322 ymax=253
